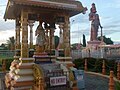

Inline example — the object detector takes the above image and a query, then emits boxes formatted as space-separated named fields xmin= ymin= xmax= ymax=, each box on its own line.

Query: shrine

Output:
xmin=4 ymin=0 xmax=87 ymax=90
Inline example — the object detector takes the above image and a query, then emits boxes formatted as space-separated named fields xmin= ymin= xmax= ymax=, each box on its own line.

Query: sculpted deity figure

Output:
xmin=89 ymin=3 xmax=102 ymax=41
xmin=35 ymin=24 xmax=45 ymax=46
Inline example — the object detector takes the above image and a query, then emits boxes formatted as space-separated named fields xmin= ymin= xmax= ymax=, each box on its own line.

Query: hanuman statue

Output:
xmin=89 ymin=3 xmax=103 ymax=41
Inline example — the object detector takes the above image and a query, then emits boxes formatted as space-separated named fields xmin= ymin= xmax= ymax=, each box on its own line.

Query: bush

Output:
xmin=73 ymin=58 xmax=84 ymax=69
xmin=73 ymin=58 xmax=117 ymax=76
xmin=2 ymin=58 xmax=13 ymax=70
xmin=115 ymin=81 xmax=120 ymax=90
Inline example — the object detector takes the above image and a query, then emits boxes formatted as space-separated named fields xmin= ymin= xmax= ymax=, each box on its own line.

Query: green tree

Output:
xmin=98 ymin=36 xmax=114 ymax=44
xmin=7 ymin=36 xmax=15 ymax=50
xmin=54 ymin=36 xmax=59 ymax=49
xmin=83 ymin=34 xmax=86 ymax=47
xmin=71 ymin=43 xmax=78 ymax=50
xmin=0 ymin=43 xmax=8 ymax=50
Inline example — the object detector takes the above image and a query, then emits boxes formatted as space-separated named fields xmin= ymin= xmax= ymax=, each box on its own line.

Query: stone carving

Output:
xmin=89 ymin=3 xmax=102 ymax=41
xmin=35 ymin=24 xmax=45 ymax=46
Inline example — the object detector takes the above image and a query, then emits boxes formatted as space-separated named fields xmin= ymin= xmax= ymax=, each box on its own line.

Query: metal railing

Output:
xmin=72 ymin=47 xmax=120 ymax=60
xmin=0 ymin=50 xmax=15 ymax=58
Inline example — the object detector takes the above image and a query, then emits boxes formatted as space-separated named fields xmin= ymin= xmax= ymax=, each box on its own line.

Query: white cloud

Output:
xmin=0 ymin=20 xmax=15 ymax=31
xmin=0 ymin=30 xmax=15 ymax=44
xmin=0 ymin=0 xmax=120 ymax=45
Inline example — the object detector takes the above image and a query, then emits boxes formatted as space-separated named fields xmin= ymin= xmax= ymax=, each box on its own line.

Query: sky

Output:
xmin=0 ymin=0 xmax=120 ymax=45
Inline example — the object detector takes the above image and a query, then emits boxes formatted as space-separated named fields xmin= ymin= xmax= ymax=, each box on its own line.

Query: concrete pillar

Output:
xmin=102 ymin=60 xmax=106 ymax=75
xmin=21 ymin=10 xmax=28 ymax=58
xmin=117 ymin=62 xmax=120 ymax=80
xmin=28 ymin=20 xmax=35 ymax=49
xmin=109 ymin=71 xmax=114 ymax=90
xmin=63 ymin=16 xmax=71 ymax=57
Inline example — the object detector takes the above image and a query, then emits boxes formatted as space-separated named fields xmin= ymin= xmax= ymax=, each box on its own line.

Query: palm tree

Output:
xmin=7 ymin=36 xmax=15 ymax=50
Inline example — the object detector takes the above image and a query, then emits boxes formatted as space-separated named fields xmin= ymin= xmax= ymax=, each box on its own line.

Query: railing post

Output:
xmin=102 ymin=60 xmax=106 ymax=75
xmin=109 ymin=71 xmax=114 ymax=90
xmin=84 ymin=59 xmax=87 ymax=71
xmin=117 ymin=62 xmax=120 ymax=80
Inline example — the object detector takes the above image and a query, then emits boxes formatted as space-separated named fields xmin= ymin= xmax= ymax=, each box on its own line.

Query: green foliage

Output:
xmin=71 ymin=43 xmax=83 ymax=50
xmin=54 ymin=36 xmax=59 ymax=49
xmin=0 ymin=43 xmax=8 ymax=50
xmin=71 ymin=43 xmax=78 ymax=50
xmin=73 ymin=58 xmax=117 ymax=75
xmin=7 ymin=36 xmax=15 ymax=50
xmin=83 ymin=34 xmax=86 ymax=47
xmin=115 ymin=81 xmax=120 ymax=90
xmin=1 ymin=58 xmax=13 ymax=70
xmin=73 ymin=58 xmax=84 ymax=69
xmin=98 ymin=36 xmax=114 ymax=44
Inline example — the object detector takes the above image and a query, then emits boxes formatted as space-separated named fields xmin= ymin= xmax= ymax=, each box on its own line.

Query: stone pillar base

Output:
xmin=35 ymin=45 xmax=44 ymax=54
xmin=33 ymin=52 xmax=53 ymax=64
xmin=5 ymin=57 xmax=35 ymax=90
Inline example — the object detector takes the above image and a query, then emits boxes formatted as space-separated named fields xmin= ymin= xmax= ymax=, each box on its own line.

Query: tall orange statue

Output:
xmin=89 ymin=3 xmax=103 ymax=41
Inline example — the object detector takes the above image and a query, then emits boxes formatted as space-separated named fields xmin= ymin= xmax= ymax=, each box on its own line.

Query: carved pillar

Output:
xmin=28 ymin=20 xmax=34 ymax=49
xmin=49 ymin=23 xmax=55 ymax=50
xmin=15 ymin=19 xmax=21 ymax=49
xmin=15 ymin=19 xmax=21 ymax=56
xmin=45 ymin=29 xmax=49 ymax=51
xmin=63 ymin=16 xmax=71 ymax=57
xmin=21 ymin=10 xmax=28 ymax=58
xmin=51 ymin=29 xmax=55 ymax=49
xmin=49 ymin=29 xmax=52 ymax=52
xmin=59 ymin=23 xmax=64 ymax=49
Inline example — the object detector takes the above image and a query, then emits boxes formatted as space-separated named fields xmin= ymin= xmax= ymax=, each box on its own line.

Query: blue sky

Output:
xmin=0 ymin=0 xmax=120 ymax=44
xmin=71 ymin=0 xmax=120 ymax=44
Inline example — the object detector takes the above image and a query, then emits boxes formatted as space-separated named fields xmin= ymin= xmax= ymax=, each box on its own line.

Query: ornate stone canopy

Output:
xmin=4 ymin=0 xmax=85 ymax=20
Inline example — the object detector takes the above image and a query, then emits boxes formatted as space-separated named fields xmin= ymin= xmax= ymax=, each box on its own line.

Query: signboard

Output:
xmin=50 ymin=76 xmax=66 ymax=86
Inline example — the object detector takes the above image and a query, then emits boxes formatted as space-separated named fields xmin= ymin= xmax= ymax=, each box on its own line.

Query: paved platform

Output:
xmin=0 ymin=72 xmax=116 ymax=90
xmin=84 ymin=73 xmax=109 ymax=90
